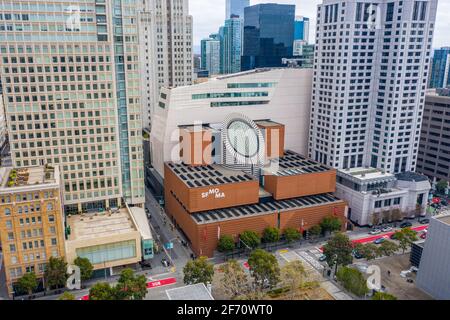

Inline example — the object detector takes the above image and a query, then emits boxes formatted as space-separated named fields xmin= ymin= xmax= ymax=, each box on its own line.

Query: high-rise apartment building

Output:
xmin=226 ymin=0 xmax=249 ymax=19
xmin=294 ymin=16 xmax=310 ymax=43
xmin=429 ymin=47 xmax=450 ymax=89
xmin=201 ymin=35 xmax=221 ymax=76
xmin=138 ymin=0 xmax=194 ymax=130
xmin=241 ymin=4 xmax=295 ymax=71
xmin=219 ymin=15 xmax=243 ymax=74
xmin=417 ymin=89 xmax=450 ymax=183
xmin=0 ymin=165 xmax=65 ymax=297
xmin=0 ymin=0 xmax=145 ymax=211
xmin=309 ymin=0 xmax=437 ymax=174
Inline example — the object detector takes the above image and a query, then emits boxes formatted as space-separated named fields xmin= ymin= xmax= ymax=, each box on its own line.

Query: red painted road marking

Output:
xmin=146 ymin=277 xmax=177 ymax=289
xmin=79 ymin=277 xmax=178 ymax=299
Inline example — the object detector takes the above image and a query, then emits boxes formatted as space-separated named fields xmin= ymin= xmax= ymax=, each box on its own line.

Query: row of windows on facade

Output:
xmin=5 ymin=227 xmax=57 ymax=240
xmin=4 ymin=212 xmax=57 ymax=226
xmin=10 ymin=262 xmax=49 ymax=279
xmin=8 ymin=238 xmax=58 ymax=253
xmin=1 ymin=192 xmax=54 ymax=203
xmin=3 ymin=203 xmax=55 ymax=216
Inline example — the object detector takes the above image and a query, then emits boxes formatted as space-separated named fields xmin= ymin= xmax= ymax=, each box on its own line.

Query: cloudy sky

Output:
xmin=190 ymin=0 xmax=450 ymax=53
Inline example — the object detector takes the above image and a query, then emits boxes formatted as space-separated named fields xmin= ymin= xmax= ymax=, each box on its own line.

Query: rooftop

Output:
xmin=395 ymin=171 xmax=429 ymax=183
xmin=190 ymin=193 xmax=342 ymax=224
xmin=166 ymin=283 xmax=214 ymax=300
xmin=264 ymin=150 xmax=331 ymax=177
xmin=0 ymin=165 xmax=58 ymax=189
xmin=337 ymin=167 xmax=395 ymax=182
xmin=166 ymin=162 xmax=257 ymax=188
xmin=129 ymin=207 xmax=153 ymax=241
xmin=66 ymin=208 xmax=136 ymax=242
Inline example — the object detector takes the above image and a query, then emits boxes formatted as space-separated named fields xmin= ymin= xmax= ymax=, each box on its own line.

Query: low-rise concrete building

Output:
xmin=335 ymin=168 xmax=431 ymax=227
xmin=416 ymin=213 xmax=450 ymax=300
xmin=64 ymin=205 xmax=153 ymax=274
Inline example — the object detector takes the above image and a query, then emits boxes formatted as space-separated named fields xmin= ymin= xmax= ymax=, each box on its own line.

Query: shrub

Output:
xmin=239 ymin=231 xmax=261 ymax=249
xmin=218 ymin=235 xmax=235 ymax=252
xmin=262 ymin=227 xmax=280 ymax=243
xmin=284 ymin=228 xmax=301 ymax=243
xmin=336 ymin=267 xmax=369 ymax=297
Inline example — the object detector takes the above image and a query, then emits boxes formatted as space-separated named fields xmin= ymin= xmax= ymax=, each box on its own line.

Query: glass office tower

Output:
xmin=429 ymin=47 xmax=450 ymax=89
xmin=226 ymin=0 xmax=249 ymax=19
xmin=220 ymin=15 xmax=243 ymax=74
xmin=241 ymin=4 xmax=295 ymax=71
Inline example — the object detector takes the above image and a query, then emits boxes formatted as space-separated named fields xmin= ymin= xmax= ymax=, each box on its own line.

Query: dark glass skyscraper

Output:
xmin=241 ymin=4 xmax=295 ymax=71
xmin=429 ymin=47 xmax=450 ymax=89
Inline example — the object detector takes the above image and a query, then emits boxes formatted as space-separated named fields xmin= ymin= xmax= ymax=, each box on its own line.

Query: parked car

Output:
xmin=319 ymin=254 xmax=327 ymax=262
xmin=139 ymin=260 xmax=152 ymax=269
xmin=420 ymin=232 xmax=427 ymax=240
xmin=382 ymin=226 xmax=393 ymax=232
xmin=441 ymin=200 xmax=448 ymax=207
xmin=369 ymin=229 xmax=382 ymax=235
xmin=352 ymin=250 xmax=364 ymax=260
xmin=400 ymin=221 xmax=413 ymax=228
xmin=419 ymin=218 xmax=430 ymax=224
xmin=373 ymin=237 xmax=386 ymax=245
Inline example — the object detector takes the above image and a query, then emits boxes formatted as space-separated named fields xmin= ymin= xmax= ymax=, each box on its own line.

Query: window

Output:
xmin=375 ymin=200 xmax=382 ymax=208
xmin=4 ymin=208 xmax=11 ymax=216
xmin=394 ymin=198 xmax=401 ymax=205
xmin=48 ymin=215 xmax=55 ymax=223
xmin=9 ymin=244 xmax=16 ymax=253
xmin=47 ymin=203 xmax=54 ymax=211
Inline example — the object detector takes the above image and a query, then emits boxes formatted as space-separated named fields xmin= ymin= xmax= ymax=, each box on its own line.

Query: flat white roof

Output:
xmin=338 ymin=167 xmax=395 ymax=182
xmin=129 ymin=207 xmax=153 ymax=241
xmin=166 ymin=283 xmax=214 ymax=300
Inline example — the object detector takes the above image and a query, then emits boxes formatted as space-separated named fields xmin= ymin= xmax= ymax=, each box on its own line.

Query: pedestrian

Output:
xmin=387 ymin=270 xmax=391 ymax=276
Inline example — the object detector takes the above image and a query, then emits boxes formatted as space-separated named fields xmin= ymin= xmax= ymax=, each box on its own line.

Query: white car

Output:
xmin=382 ymin=226 xmax=393 ymax=232
xmin=369 ymin=229 xmax=382 ymax=235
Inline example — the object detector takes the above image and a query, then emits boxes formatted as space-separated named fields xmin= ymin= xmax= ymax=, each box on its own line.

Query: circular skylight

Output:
xmin=226 ymin=119 xmax=259 ymax=158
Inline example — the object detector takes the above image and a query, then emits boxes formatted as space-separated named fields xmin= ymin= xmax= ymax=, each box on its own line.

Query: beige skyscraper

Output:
xmin=0 ymin=0 xmax=145 ymax=212
xmin=138 ymin=0 xmax=194 ymax=130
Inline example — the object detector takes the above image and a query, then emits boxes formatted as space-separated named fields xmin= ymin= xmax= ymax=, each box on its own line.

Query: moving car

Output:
xmin=161 ymin=258 xmax=170 ymax=267
xmin=419 ymin=218 xmax=430 ymax=224
xmin=420 ymin=232 xmax=427 ymax=240
xmin=352 ymin=250 xmax=364 ymax=259
xmin=373 ymin=237 xmax=386 ymax=245
xmin=400 ymin=221 xmax=413 ymax=228
xmin=319 ymin=254 xmax=327 ymax=262
xmin=382 ymin=226 xmax=393 ymax=232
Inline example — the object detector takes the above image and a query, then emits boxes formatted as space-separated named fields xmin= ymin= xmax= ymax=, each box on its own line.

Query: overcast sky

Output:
xmin=190 ymin=0 xmax=450 ymax=53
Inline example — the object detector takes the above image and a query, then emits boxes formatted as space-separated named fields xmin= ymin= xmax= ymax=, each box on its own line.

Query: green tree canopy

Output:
xmin=436 ymin=180 xmax=449 ymax=194
xmin=262 ymin=227 xmax=281 ymax=243
xmin=219 ymin=259 xmax=250 ymax=299
xmin=320 ymin=216 xmax=342 ymax=233
xmin=322 ymin=233 xmax=354 ymax=271
xmin=393 ymin=228 xmax=418 ymax=253
xmin=309 ymin=225 xmax=322 ymax=238
xmin=183 ymin=256 xmax=214 ymax=286
xmin=115 ymin=268 xmax=148 ymax=300
xmin=284 ymin=228 xmax=301 ymax=243
xmin=378 ymin=240 xmax=399 ymax=257
xmin=74 ymin=257 xmax=94 ymax=282
xmin=248 ymin=249 xmax=280 ymax=290
xmin=17 ymin=272 xmax=38 ymax=296
xmin=372 ymin=292 xmax=397 ymax=300
xmin=58 ymin=291 xmax=76 ymax=300
xmin=217 ymin=235 xmax=235 ymax=252
xmin=239 ymin=231 xmax=261 ymax=249
xmin=354 ymin=243 xmax=379 ymax=261
xmin=336 ymin=267 xmax=369 ymax=297
xmin=89 ymin=282 xmax=116 ymax=300
xmin=44 ymin=256 xmax=68 ymax=290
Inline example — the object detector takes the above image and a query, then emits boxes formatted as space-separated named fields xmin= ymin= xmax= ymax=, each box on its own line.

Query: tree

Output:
xmin=354 ymin=243 xmax=379 ymax=261
xmin=280 ymin=261 xmax=306 ymax=300
xmin=217 ymin=235 xmax=235 ymax=253
xmin=183 ymin=256 xmax=214 ymax=286
xmin=393 ymin=228 xmax=418 ymax=253
xmin=262 ymin=227 xmax=280 ymax=243
xmin=371 ymin=212 xmax=382 ymax=226
xmin=115 ymin=268 xmax=148 ymax=300
xmin=322 ymin=233 xmax=354 ymax=273
xmin=58 ymin=291 xmax=76 ymax=300
xmin=219 ymin=259 xmax=250 ymax=299
xmin=336 ymin=267 xmax=369 ymax=297
xmin=17 ymin=272 xmax=38 ymax=296
xmin=284 ymin=228 xmax=301 ymax=243
xmin=436 ymin=180 xmax=448 ymax=195
xmin=74 ymin=257 xmax=93 ymax=282
xmin=44 ymin=256 xmax=68 ymax=290
xmin=308 ymin=225 xmax=322 ymax=238
xmin=372 ymin=292 xmax=397 ymax=300
xmin=89 ymin=282 xmax=116 ymax=300
xmin=320 ymin=216 xmax=342 ymax=233
xmin=248 ymin=249 xmax=280 ymax=290
xmin=239 ymin=231 xmax=261 ymax=249
xmin=378 ymin=240 xmax=399 ymax=257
